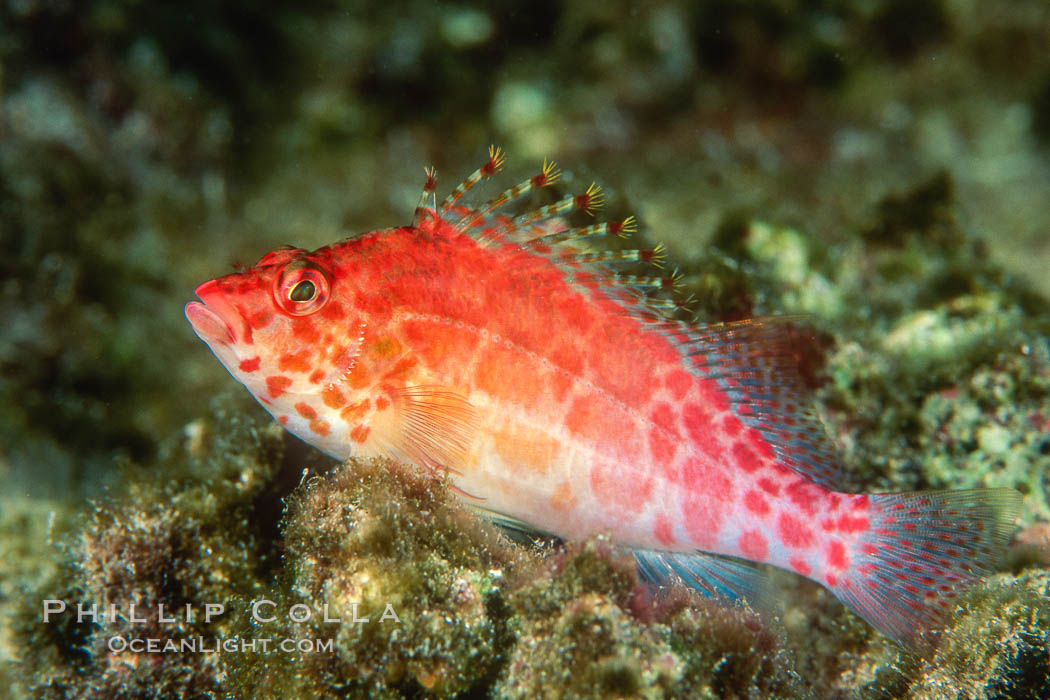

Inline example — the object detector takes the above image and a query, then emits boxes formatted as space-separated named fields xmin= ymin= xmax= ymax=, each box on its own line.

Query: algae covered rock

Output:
xmin=905 ymin=570 xmax=1050 ymax=699
xmin=11 ymin=398 xmax=814 ymax=699
xmin=229 ymin=457 xmax=527 ymax=699
xmin=11 ymin=396 xmax=288 ymax=698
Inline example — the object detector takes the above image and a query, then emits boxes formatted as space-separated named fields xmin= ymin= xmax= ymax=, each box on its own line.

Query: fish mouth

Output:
xmin=185 ymin=280 xmax=248 ymax=347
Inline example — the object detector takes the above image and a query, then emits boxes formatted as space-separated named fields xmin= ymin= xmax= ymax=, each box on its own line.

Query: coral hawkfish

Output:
xmin=186 ymin=148 xmax=1020 ymax=643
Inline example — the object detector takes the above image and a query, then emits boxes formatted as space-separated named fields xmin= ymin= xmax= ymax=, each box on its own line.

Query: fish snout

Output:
xmin=186 ymin=280 xmax=250 ymax=346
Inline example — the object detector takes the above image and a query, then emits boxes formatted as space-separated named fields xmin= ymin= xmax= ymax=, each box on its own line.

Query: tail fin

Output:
xmin=834 ymin=488 xmax=1021 ymax=644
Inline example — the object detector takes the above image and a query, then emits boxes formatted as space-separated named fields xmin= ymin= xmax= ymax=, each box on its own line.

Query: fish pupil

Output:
xmin=290 ymin=279 xmax=316 ymax=302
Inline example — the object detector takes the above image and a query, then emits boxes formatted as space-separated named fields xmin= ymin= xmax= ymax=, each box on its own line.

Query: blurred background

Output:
xmin=1 ymin=0 xmax=1048 ymax=499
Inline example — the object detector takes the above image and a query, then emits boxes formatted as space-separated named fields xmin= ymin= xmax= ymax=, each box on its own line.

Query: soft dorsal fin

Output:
xmin=684 ymin=318 xmax=846 ymax=490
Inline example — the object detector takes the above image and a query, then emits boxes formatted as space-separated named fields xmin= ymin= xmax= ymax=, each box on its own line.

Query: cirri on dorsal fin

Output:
xmin=412 ymin=151 xmax=844 ymax=491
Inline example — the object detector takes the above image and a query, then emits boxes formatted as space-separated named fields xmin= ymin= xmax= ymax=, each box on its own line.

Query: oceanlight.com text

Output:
xmin=107 ymin=635 xmax=335 ymax=654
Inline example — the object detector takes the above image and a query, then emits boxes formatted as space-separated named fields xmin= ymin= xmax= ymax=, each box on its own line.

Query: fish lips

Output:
xmin=185 ymin=280 xmax=250 ymax=348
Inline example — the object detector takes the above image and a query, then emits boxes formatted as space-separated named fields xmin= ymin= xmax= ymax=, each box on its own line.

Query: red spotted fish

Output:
xmin=186 ymin=148 xmax=1020 ymax=643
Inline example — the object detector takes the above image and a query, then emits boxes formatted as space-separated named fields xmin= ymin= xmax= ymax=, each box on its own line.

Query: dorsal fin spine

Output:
xmin=456 ymin=159 xmax=560 ymax=231
xmin=514 ymin=182 xmax=603 ymax=228
xmin=610 ymin=269 xmax=683 ymax=291
xmin=524 ymin=215 xmax=635 ymax=247
xmin=413 ymin=166 xmax=438 ymax=226
xmin=439 ymin=145 xmax=505 ymax=213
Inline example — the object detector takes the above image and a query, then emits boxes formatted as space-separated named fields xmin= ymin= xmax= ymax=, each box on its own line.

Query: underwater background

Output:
xmin=2 ymin=0 xmax=1049 ymax=697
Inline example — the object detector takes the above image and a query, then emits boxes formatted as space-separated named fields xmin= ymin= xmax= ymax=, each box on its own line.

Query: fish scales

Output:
xmin=187 ymin=148 xmax=1021 ymax=644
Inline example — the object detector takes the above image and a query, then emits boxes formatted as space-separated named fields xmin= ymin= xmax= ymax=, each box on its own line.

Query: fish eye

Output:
xmin=274 ymin=263 xmax=330 ymax=316
xmin=289 ymin=279 xmax=316 ymax=302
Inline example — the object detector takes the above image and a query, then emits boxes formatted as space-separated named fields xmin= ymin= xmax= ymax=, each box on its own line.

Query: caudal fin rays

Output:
xmin=833 ymin=488 xmax=1021 ymax=644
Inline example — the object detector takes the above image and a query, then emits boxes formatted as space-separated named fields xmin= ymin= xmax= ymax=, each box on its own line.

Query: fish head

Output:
xmin=186 ymin=245 xmax=366 ymax=455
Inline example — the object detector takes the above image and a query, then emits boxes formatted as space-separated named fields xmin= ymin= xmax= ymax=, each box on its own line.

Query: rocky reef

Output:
xmin=6 ymin=388 xmax=1050 ymax=698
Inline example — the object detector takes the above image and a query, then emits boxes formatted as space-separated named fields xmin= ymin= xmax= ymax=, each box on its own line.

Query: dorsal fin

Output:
xmin=685 ymin=318 xmax=845 ymax=490
xmin=414 ymin=150 xmax=845 ymax=491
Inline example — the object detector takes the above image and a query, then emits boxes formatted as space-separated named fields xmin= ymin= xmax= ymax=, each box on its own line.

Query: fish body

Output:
xmin=187 ymin=149 xmax=1019 ymax=642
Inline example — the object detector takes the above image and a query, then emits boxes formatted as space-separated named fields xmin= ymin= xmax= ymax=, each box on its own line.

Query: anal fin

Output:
xmin=633 ymin=549 xmax=774 ymax=611
xmin=466 ymin=504 xmax=561 ymax=547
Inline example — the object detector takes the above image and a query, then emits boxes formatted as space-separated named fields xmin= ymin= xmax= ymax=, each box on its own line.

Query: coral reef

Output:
xmin=906 ymin=570 xmax=1050 ymax=699
xmin=229 ymin=456 xmax=526 ymax=698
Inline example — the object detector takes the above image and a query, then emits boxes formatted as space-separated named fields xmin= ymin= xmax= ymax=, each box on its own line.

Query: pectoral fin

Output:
xmin=389 ymin=384 xmax=479 ymax=478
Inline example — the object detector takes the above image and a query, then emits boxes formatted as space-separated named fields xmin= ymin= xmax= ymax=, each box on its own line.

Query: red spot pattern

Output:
xmin=738 ymin=530 xmax=769 ymax=560
xmin=278 ymin=349 xmax=313 ymax=374
xmin=789 ymin=556 xmax=811 ymax=576
xmin=266 ymin=375 xmax=292 ymax=399
xmin=340 ymin=399 xmax=370 ymax=422
xmin=565 ymin=395 xmax=604 ymax=441
xmin=309 ymin=420 xmax=331 ymax=436
xmin=553 ymin=294 xmax=596 ymax=334
xmin=681 ymin=457 xmax=732 ymax=549
xmin=664 ymin=369 xmax=692 ymax=401
xmin=835 ymin=514 xmax=870 ymax=534
xmin=721 ymin=415 xmax=743 ymax=437
xmin=309 ymin=369 xmax=325 ymax=384
xmin=732 ymin=442 xmax=763 ymax=473
xmin=648 ymin=427 xmax=677 ymax=467
xmin=588 ymin=462 xmax=653 ymax=515
xmin=695 ymin=378 xmax=730 ymax=411
xmin=744 ymin=490 xmax=770 ymax=516
xmin=239 ymin=356 xmax=261 ymax=372
xmin=383 ymin=355 xmax=417 ymax=380
xmin=350 ymin=424 xmax=370 ymax=443
xmin=744 ymin=428 xmax=776 ymax=459
xmin=757 ymin=477 xmax=780 ymax=496
xmin=319 ymin=300 xmax=346 ymax=321
xmin=652 ymin=514 xmax=675 ymax=546
xmin=291 ymin=321 xmax=321 ymax=344
xmin=647 ymin=402 xmax=679 ymax=466
xmin=405 ymin=317 xmax=483 ymax=383
xmin=784 ymin=480 xmax=822 ymax=516
xmin=246 ymin=308 xmax=273 ymax=330
xmin=827 ymin=540 xmax=848 ymax=570
xmin=778 ymin=513 xmax=815 ymax=549
xmin=683 ymin=403 xmax=720 ymax=454
xmin=321 ymin=385 xmax=346 ymax=409
xmin=295 ymin=402 xmax=317 ymax=420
